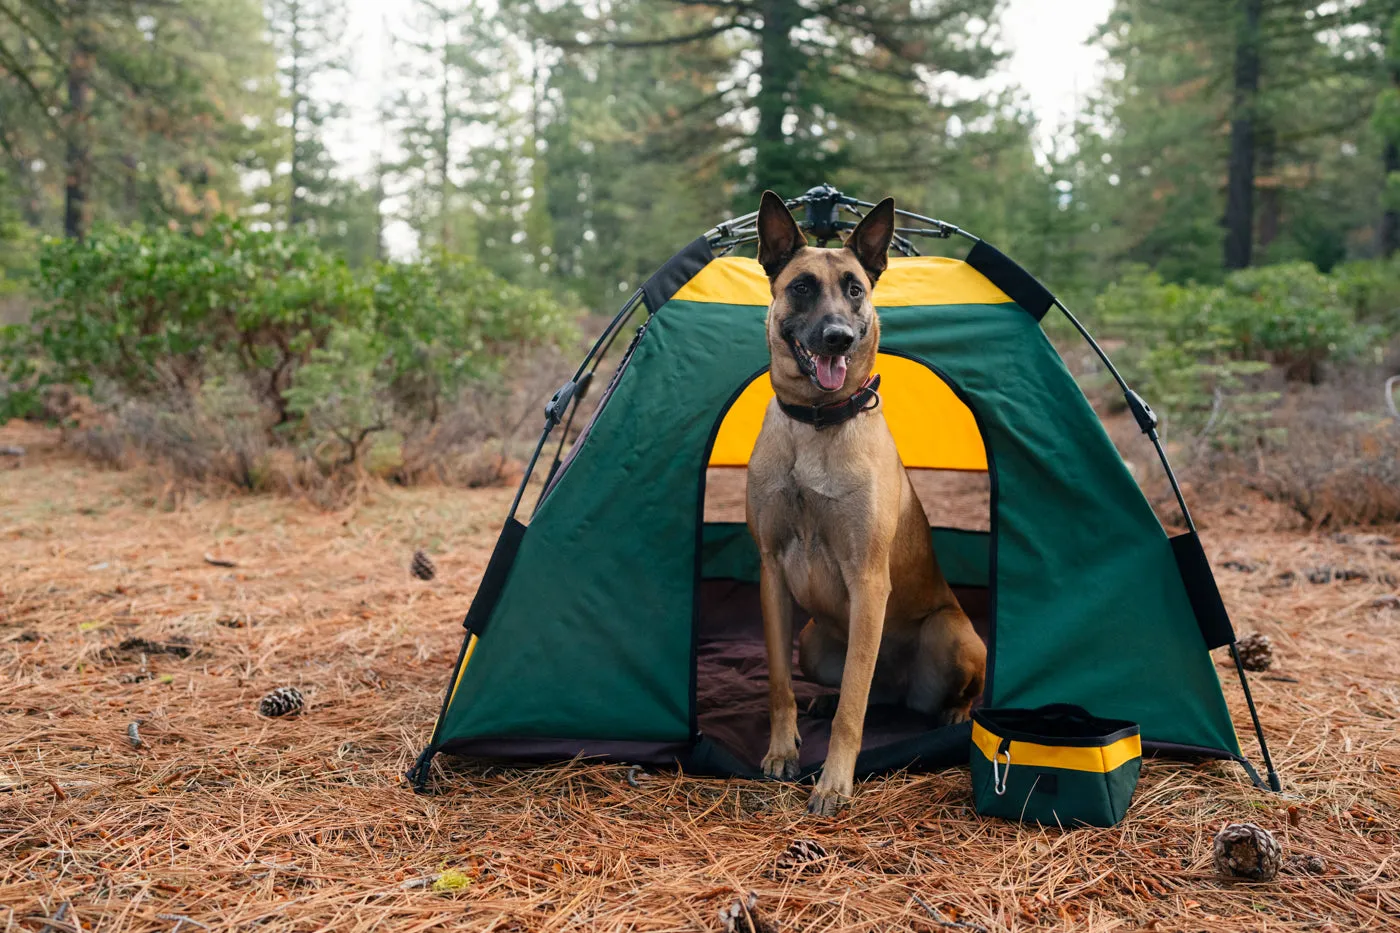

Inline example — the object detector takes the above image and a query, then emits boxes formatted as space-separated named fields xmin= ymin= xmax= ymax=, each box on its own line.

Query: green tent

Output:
xmin=409 ymin=187 xmax=1278 ymax=792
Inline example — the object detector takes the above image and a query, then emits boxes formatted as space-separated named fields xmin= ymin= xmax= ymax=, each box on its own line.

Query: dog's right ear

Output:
xmin=756 ymin=191 xmax=806 ymax=280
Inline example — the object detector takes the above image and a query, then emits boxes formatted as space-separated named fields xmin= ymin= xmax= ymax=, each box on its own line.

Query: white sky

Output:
xmin=332 ymin=0 xmax=1113 ymax=252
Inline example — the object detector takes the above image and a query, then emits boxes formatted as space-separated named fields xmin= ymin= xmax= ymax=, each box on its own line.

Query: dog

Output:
xmin=745 ymin=191 xmax=987 ymax=815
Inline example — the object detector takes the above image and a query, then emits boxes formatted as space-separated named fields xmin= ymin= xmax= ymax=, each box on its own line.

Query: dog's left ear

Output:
xmin=757 ymin=190 xmax=806 ymax=280
xmin=845 ymin=197 xmax=895 ymax=284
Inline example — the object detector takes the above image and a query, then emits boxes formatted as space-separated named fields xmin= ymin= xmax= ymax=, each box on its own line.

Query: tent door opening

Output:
xmin=692 ymin=357 xmax=995 ymax=777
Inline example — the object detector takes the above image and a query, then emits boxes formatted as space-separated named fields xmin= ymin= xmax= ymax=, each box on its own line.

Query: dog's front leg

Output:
xmin=759 ymin=555 xmax=801 ymax=781
xmin=807 ymin=571 xmax=890 ymax=816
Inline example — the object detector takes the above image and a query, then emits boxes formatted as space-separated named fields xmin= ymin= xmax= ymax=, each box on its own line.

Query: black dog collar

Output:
xmin=777 ymin=374 xmax=881 ymax=430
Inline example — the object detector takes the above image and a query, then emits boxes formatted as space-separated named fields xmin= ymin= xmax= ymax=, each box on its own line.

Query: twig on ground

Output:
xmin=157 ymin=914 xmax=210 ymax=933
xmin=202 ymin=554 xmax=237 ymax=568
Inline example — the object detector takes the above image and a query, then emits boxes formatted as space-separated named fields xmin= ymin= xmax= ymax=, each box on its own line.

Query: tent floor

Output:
xmin=693 ymin=579 xmax=990 ymax=780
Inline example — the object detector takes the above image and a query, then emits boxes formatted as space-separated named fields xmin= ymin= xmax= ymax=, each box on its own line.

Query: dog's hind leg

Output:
xmin=759 ymin=557 xmax=802 ymax=781
xmin=907 ymin=605 xmax=986 ymax=725
xmin=807 ymin=571 xmax=890 ymax=816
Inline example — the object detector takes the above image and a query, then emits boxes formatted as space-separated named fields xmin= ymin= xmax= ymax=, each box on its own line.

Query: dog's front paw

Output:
xmin=806 ymin=771 xmax=852 ymax=816
xmin=761 ymin=746 xmax=801 ymax=782
xmin=935 ymin=705 xmax=972 ymax=726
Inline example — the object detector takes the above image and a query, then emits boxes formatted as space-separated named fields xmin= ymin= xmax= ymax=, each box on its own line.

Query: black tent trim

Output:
xmin=642 ymin=236 xmax=715 ymax=313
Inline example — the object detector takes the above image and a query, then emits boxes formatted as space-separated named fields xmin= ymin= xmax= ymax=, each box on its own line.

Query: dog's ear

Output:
xmin=845 ymin=197 xmax=895 ymax=284
xmin=756 ymin=191 xmax=806 ymax=280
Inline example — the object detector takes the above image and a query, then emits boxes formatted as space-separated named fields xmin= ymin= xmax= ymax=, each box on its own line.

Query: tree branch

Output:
xmin=553 ymin=19 xmax=746 ymax=50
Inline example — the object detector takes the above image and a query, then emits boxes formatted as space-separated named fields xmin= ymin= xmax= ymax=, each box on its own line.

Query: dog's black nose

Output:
xmin=820 ymin=323 xmax=855 ymax=354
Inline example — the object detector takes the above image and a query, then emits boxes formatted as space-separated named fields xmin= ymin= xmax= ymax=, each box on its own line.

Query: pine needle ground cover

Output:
xmin=2 ymin=420 xmax=1397 ymax=932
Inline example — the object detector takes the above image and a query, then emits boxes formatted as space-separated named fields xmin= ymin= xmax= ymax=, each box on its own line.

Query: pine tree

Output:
xmin=524 ymin=0 xmax=1003 ymax=203
xmin=0 ymin=0 xmax=279 ymax=239
xmin=386 ymin=0 xmax=491 ymax=256
xmin=265 ymin=0 xmax=349 ymax=231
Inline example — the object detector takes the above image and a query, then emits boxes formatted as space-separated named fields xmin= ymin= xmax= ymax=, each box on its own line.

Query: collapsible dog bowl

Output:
xmin=970 ymin=704 xmax=1142 ymax=828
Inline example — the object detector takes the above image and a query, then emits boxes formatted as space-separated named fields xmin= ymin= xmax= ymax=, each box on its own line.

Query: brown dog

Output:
xmin=745 ymin=192 xmax=987 ymax=815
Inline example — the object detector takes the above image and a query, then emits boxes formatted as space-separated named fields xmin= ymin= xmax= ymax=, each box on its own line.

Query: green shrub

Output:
xmin=3 ymin=218 xmax=578 ymax=430
xmin=1216 ymin=263 xmax=1370 ymax=381
xmin=373 ymin=256 xmax=576 ymax=420
xmin=283 ymin=326 xmax=393 ymax=468
xmin=1092 ymin=268 xmax=1275 ymax=443
xmin=25 ymin=218 xmax=371 ymax=417
xmin=1332 ymin=257 xmax=1400 ymax=337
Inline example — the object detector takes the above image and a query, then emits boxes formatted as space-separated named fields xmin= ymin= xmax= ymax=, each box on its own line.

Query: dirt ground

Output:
xmin=2 ymin=420 xmax=1398 ymax=932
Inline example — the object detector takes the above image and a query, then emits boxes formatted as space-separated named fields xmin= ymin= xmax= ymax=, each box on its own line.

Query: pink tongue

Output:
xmin=814 ymin=355 xmax=847 ymax=391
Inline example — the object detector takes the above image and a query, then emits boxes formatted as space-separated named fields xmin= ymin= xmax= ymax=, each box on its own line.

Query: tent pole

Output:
xmin=1230 ymin=643 xmax=1283 ymax=791
xmin=507 ymin=419 xmax=556 ymax=524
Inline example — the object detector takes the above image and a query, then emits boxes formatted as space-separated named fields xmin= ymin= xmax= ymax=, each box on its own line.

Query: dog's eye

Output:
xmin=847 ymin=281 xmax=864 ymax=299
xmin=791 ymin=282 xmax=810 ymax=295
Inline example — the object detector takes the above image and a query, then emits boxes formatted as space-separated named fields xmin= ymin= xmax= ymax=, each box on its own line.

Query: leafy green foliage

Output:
xmin=374 ymin=256 xmax=576 ymax=420
xmin=25 ymin=219 xmax=370 ymax=415
xmin=1091 ymin=260 xmax=1380 ymax=444
xmin=3 ymin=219 xmax=577 ymax=458
xmin=1215 ymin=264 xmax=1372 ymax=381
xmin=1093 ymin=269 xmax=1275 ymax=443
xmin=1332 ymin=257 xmax=1400 ymax=335
xmin=283 ymin=327 xmax=391 ymax=467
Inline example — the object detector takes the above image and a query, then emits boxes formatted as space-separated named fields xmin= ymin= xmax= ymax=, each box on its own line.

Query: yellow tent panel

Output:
xmin=709 ymin=353 xmax=988 ymax=471
xmin=673 ymin=255 xmax=1013 ymax=308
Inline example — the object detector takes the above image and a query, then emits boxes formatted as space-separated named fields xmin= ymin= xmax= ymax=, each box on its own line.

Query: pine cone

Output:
xmin=718 ymin=891 xmax=775 ymax=933
xmin=1236 ymin=633 xmax=1273 ymax=672
xmin=1285 ymin=854 xmax=1327 ymax=875
xmin=258 ymin=686 xmax=305 ymax=718
xmin=775 ymin=838 xmax=829 ymax=874
xmin=411 ymin=550 xmax=436 ymax=581
xmin=1213 ymin=822 xmax=1281 ymax=881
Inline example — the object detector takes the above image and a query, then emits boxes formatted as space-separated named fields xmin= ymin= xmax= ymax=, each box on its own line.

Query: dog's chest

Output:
xmin=749 ymin=432 xmax=867 ymax=546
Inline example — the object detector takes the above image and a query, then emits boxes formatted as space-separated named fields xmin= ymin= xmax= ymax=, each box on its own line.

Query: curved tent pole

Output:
xmin=505 ymin=288 xmax=646 ymax=524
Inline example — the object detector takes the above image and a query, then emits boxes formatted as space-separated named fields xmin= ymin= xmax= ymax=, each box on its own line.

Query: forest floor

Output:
xmin=2 ymin=419 xmax=1398 ymax=932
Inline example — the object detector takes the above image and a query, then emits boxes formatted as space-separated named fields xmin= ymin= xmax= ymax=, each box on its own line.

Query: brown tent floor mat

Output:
xmin=695 ymin=579 xmax=990 ymax=775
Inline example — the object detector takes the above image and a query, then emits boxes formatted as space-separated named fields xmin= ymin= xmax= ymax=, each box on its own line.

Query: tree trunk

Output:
xmin=437 ymin=8 xmax=452 ymax=254
xmin=64 ymin=2 xmax=93 ymax=241
xmin=1256 ymin=124 xmax=1280 ymax=254
xmin=753 ymin=0 xmax=799 ymax=196
xmin=288 ymin=1 xmax=304 ymax=227
xmin=1223 ymin=0 xmax=1263 ymax=270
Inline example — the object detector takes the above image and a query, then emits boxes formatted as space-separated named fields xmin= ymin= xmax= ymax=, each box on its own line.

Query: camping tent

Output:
xmin=408 ymin=186 xmax=1279 ymax=792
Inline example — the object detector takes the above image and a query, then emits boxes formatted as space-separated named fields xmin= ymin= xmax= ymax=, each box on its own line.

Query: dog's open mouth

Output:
xmin=787 ymin=338 xmax=849 ymax=392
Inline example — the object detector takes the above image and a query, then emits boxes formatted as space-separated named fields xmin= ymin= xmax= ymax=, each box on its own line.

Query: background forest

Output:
xmin=2 ymin=0 xmax=1398 ymax=519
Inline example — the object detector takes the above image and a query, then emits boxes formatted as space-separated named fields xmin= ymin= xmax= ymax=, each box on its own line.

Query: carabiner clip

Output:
xmin=992 ymin=747 xmax=1012 ymax=796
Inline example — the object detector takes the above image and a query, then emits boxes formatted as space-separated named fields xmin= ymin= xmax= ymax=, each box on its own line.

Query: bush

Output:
xmin=1092 ymin=268 xmax=1277 ymax=443
xmin=2 ymin=217 xmax=580 ymax=501
xmin=27 ymin=218 xmax=371 ymax=418
xmin=1215 ymin=263 xmax=1371 ymax=382
xmin=1254 ymin=405 xmax=1400 ymax=528
xmin=374 ymin=256 xmax=576 ymax=420
xmin=1090 ymin=262 xmax=1380 ymax=443
xmin=1332 ymin=257 xmax=1400 ymax=338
